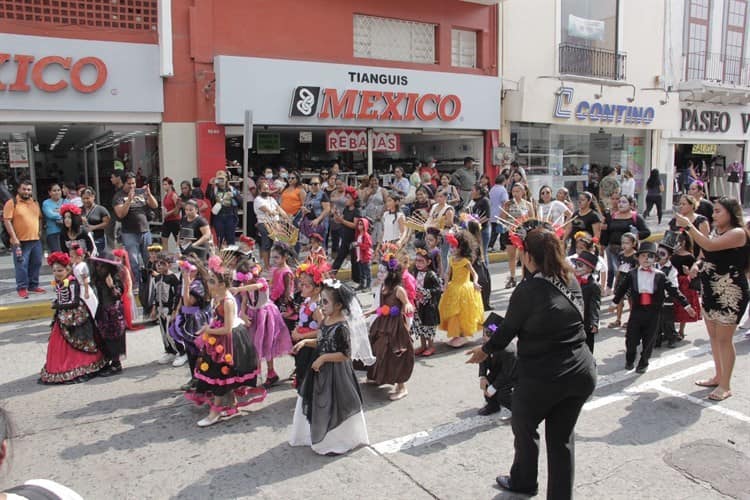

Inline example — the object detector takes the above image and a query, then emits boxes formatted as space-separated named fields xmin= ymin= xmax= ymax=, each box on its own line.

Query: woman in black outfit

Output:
xmin=602 ymin=194 xmax=650 ymax=291
xmin=643 ymin=168 xmax=664 ymax=224
xmin=466 ymin=225 xmax=596 ymax=499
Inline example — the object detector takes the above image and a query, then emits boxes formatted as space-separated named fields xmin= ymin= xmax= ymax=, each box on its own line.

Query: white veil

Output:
xmin=346 ymin=296 xmax=376 ymax=366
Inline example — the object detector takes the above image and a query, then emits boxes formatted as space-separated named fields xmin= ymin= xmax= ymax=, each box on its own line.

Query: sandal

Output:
xmin=707 ymin=389 xmax=732 ymax=401
xmin=504 ymin=277 xmax=516 ymax=289
xmin=414 ymin=347 xmax=426 ymax=356
xmin=695 ymin=379 xmax=719 ymax=388
xmin=608 ymin=320 xmax=621 ymax=328
xmin=422 ymin=347 xmax=435 ymax=357
xmin=389 ymin=388 xmax=408 ymax=401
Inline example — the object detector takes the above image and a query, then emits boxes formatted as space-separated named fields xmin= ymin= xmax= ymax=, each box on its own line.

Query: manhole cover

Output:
xmin=664 ymin=439 xmax=750 ymax=498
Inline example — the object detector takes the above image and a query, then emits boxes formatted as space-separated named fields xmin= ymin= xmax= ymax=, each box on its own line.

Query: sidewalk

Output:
xmin=0 ymin=213 xmax=681 ymax=324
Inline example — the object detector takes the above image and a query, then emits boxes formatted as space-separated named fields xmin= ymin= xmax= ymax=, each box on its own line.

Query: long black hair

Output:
xmin=320 ymin=281 xmax=356 ymax=314
xmin=646 ymin=169 xmax=661 ymax=189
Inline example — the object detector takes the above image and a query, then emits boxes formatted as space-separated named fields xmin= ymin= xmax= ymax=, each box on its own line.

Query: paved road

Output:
xmin=0 ymin=262 xmax=748 ymax=499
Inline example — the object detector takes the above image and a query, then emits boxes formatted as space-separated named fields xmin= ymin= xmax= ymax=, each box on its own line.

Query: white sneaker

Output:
xmin=172 ymin=354 xmax=188 ymax=367
xmin=158 ymin=353 xmax=176 ymax=365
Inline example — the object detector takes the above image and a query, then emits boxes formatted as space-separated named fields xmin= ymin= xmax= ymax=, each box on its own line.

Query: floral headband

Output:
xmin=295 ymin=262 xmax=329 ymax=285
xmin=69 ymin=242 xmax=84 ymax=257
xmin=445 ymin=233 xmax=459 ymax=248
xmin=178 ymin=260 xmax=197 ymax=273
xmin=381 ymin=252 xmax=399 ymax=271
xmin=414 ymin=247 xmax=429 ymax=257
xmin=344 ymin=186 xmax=358 ymax=200
xmin=47 ymin=251 xmax=71 ymax=267
xmin=60 ymin=203 xmax=81 ymax=216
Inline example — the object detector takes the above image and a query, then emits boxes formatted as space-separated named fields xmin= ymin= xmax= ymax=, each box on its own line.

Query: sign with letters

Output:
xmin=325 ymin=130 xmax=400 ymax=152
xmin=553 ymin=86 xmax=655 ymax=125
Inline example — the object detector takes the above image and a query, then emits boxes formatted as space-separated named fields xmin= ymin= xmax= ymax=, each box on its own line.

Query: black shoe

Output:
xmin=625 ymin=362 xmax=635 ymax=370
xmin=667 ymin=339 xmax=677 ymax=348
xmin=478 ymin=403 xmax=501 ymax=416
xmin=635 ymin=364 xmax=648 ymax=374
xmin=99 ymin=363 xmax=123 ymax=377
xmin=262 ymin=374 xmax=279 ymax=389
xmin=495 ymin=474 xmax=538 ymax=496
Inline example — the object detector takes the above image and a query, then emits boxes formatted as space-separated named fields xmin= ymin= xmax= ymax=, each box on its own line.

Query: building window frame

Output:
xmin=353 ymin=14 xmax=437 ymax=65
xmin=451 ymin=28 xmax=478 ymax=68
xmin=684 ymin=0 xmax=712 ymax=80
xmin=723 ymin=0 xmax=748 ymax=83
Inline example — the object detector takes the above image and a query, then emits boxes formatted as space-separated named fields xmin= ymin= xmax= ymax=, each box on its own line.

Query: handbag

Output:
xmin=211 ymin=202 xmax=222 ymax=215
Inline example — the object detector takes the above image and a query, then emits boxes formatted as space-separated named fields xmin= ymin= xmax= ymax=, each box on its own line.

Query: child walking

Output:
xmin=572 ymin=251 xmax=602 ymax=354
xmin=290 ymin=262 xmax=327 ymax=390
xmin=91 ymin=253 xmax=128 ymax=377
xmin=367 ymin=255 xmax=414 ymax=401
xmin=151 ymin=253 xmax=185 ymax=366
xmin=270 ymin=242 xmax=298 ymax=334
xmin=39 ymin=252 xmax=105 ymax=384
xmin=69 ymin=242 xmax=98 ymax=320
xmin=354 ymin=217 xmax=373 ymax=291
xmin=411 ymin=244 xmax=442 ymax=357
xmin=609 ymin=232 xmax=638 ymax=328
xmin=289 ymin=279 xmax=372 ymax=454
xmin=670 ymin=231 xmax=702 ymax=340
xmin=186 ymin=256 xmax=266 ymax=427
xmin=655 ymin=234 xmax=681 ymax=348
xmin=438 ymin=231 xmax=484 ymax=348
xmin=424 ymin=227 xmax=444 ymax=281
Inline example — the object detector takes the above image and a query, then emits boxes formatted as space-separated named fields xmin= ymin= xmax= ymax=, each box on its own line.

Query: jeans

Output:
xmin=213 ymin=213 xmax=237 ymax=246
xmin=480 ymin=226 xmax=491 ymax=266
xmin=605 ymin=244 xmax=620 ymax=289
xmin=643 ymin=194 xmax=663 ymax=224
xmin=14 ymin=240 xmax=42 ymax=291
xmin=46 ymin=232 xmax=62 ymax=253
xmin=330 ymin=227 xmax=343 ymax=256
xmin=489 ymin=222 xmax=504 ymax=249
xmin=93 ymin=236 xmax=106 ymax=255
xmin=358 ymin=261 xmax=372 ymax=288
xmin=121 ymin=231 xmax=152 ymax=285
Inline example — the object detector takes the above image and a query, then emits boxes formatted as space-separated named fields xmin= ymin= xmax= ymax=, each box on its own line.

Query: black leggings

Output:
xmin=643 ymin=194 xmax=663 ymax=224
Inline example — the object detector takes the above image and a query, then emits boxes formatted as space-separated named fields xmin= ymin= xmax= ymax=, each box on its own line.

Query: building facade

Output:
xmin=500 ymin=0 xmax=675 ymax=206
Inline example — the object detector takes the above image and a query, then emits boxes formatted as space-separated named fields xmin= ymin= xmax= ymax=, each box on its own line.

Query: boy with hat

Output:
xmin=477 ymin=312 xmax=518 ymax=416
xmin=611 ymin=241 xmax=694 ymax=373
xmin=655 ymin=231 xmax=682 ymax=349
xmin=573 ymin=251 xmax=601 ymax=354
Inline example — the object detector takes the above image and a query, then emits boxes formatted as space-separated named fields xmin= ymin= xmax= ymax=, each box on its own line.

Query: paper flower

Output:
xmin=509 ymin=233 xmax=525 ymax=250
xmin=378 ymin=305 xmax=390 ymax=316
xmin=221 ymin=366 xmax=230 ymax=375
xmin=200 ymin=362 xmax=209 ymax=372
xmin=202 ymin=333 xmax=209 ymax=341
xmin=207 ymin=336 xmax=216 ymax=345
xmin=215 ymin=344 xmax=224 ymax=354
xmin=445 ymin=233 xmax=459 ymax=248
xmin=389 ymin=306 xmax=401 ymax=317
xmin=224 ymin=354 xmax=233 ymax=363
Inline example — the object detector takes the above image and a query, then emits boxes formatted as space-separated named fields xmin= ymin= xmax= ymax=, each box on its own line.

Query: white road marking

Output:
xmin=651 ymin=384 xmax=750 ymax=423
xmin=370 ymin=335 xmax=748 ymax=454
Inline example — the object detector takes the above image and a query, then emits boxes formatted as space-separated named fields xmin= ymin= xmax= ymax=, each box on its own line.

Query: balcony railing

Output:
xmin=559 ymin=43 xmax=627 ymax=81
xmin=684 ymin=52 xmax=750 ymax=86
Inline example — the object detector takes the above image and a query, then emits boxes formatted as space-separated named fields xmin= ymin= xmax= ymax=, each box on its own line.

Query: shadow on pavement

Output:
xmin=0 ymin=320 xmax=51 ymax=347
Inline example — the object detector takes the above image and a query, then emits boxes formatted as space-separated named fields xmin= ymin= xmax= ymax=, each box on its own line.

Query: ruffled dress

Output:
xmin=95 ymin=276 xmax=127 ymax=360
xmin=271 ymin=267 xmax=297 ymax=331
xmin=438 ymin=257 xmax=484 ymax=337
xmin=289 ymin=321 xmax=369 ymax=455
xmin=244 ymin=278 xmax=292 ymax=361
xmin=41 ymin=277 xmax=106 ymax=383
xmin=294 ymin=297 xmax=320 ymax=393
xmin=169 ymin=278 xmax=212 ymax=355
xmin=185 ymin=294 xmax=266 ymax=409
xmin=671 ymin=253 xmax=702 ymax=323
xmin=411 ymin=269 xmax=441 ymax=339
xmin=367 ymin=288 xmax=414 ymax=385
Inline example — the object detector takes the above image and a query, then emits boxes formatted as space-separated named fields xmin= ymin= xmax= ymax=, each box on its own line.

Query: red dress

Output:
xmin=671 ymin=253 xmax=701 ymax=323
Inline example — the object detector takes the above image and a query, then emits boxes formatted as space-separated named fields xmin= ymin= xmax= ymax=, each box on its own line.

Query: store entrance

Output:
xmin=673 ymin=143 xmax=745 ymax=203
xmin=0 ymin=124 xmax=160 ymax=206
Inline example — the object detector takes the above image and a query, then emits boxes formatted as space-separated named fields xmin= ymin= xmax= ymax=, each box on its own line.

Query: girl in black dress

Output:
xmin=92 ymin=253 xmax=127 ymax=377
xmin=410 ymin=243 xmax=442 ymax=357
xmin=468 ymin=219 xmax=492 ymax=310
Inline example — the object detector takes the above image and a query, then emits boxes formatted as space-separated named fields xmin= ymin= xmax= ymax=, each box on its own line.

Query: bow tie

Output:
xmin=640 ymin=268 xmax=654 ymax=273
xmin=576 ymin=275 xmax=589 ymax=285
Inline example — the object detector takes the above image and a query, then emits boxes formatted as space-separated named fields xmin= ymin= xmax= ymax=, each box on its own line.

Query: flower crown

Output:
xmin=445 ymin=233 xmax=459 ymax=248
xmin=414 ymin=247 xmax=429 ymax=257
xmin=60 ymin=203 xmax=81 ymax=216
xmin=47 ymin=251 xmax=71 ymax=267
xmin=295 ymin=261 xmax=329 ymax=285
xmin=381 ymin=252 xmax=399 ymax=271
xmin=69 ymin=242 xmax=84 ymax=256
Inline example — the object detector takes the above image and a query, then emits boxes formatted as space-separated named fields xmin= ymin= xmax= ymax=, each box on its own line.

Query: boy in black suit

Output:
xmin=611 ymin=241 xmax=694 ymax=373
xmin=478 ymin=313 xmax=518 ymax=416
xmin=573 ymin=251 xmax=601 ymax=354
xmin=655 ymin=232 xmax=683 ymax=349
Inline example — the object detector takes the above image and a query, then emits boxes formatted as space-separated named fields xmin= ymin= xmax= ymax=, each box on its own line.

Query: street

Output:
xmin=0 ymin=262 xmax=748 ymax=499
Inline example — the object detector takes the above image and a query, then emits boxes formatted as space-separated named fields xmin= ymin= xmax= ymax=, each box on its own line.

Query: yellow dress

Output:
xmin=438 ymin=257 xmax=484 ymax=337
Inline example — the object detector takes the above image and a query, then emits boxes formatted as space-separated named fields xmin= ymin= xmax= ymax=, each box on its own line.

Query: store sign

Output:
xmin=299 ymin=131 xmax=312 ymax=143
xmin=692 ymin=143 xmax=718 ymax=155
xmin=256 ymin=133 xmax=281 ymax=154
xmin=8 ymin=142 xmax=29 ymax=168
xmin=680 ymin=108 xmax=735 ymax=133
xmin=553 ymin=86 xmax=655 ymax=125
xmin=0 ymin=34 xmax=163 ymax=112
xmin=325 ymin=130 xmax=400 ymax=152
xmin=214 ymin=56 xmax=500 ymax=129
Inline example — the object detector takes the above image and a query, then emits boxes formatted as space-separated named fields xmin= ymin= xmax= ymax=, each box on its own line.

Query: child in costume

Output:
xmin=141 ymin=243 xmax=162 ymax=320
xmin=424 ymin=227 xmax=444 ymax=282
xmin=438 ymin=231 xmax=484 ymax=347
xmin=670 ymin=231 xmax=701 ymax=340
xmin=572 ymin=251 xmax=602 ymax=354
xmin=353 ymin=218 xmax=373 ymax=291
xmin=39 ymin=252 xmax=105 ymax=384
xmin=169 ymin=256 xmax=212 ymax=391
xmin=366 ymin=255 xmax=414 ymax=401
xmin=234 ymin=260 xmax=292 ymax=390
xmin=289 ymin=279 xmax=373 ymax=454
xmin=467 ymin=219 xmax=492 ymax=311
xmin=477 ymin=312 xmax=517 ymax=416
xmin=290 ymin=262 xmax=327 ymax=391
xmin=186 ymin=255 xmax=266 ymax=427
xmin=306 ymin=233 xmax=328 ymax=268
xmin=655 ymin=235 xmax=681 ymax=349
xmin=411 ymin=243 xmax=442 ymax=357
xmin=69 ymin=242 xmax=98 ymax=320
xmin=152 ymin=253 xmax=184 ymax=366
xmin=608 ymin=232 xmax=638 ymax=329
xmin=270 ymin=242 xmax=298 ymax=333
xmin=111 ymin=248 xmax=142 ymax=330
xmin=91 ymin=252 xmax=128 ymax=377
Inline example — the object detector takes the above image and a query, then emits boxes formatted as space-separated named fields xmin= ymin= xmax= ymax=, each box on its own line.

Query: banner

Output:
xmin=9 ymin=142 xmax=29 ymax=168
xmin=692 ymin=143 xmax=717 ymax=155
xmin=325 ymin=130 xmax=400 ymax=152
xmin=567 ymin=14 xmax=605 ymax=41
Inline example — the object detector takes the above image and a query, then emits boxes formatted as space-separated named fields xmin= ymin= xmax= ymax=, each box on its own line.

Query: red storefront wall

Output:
xmin=166 ymin=0 xmax=500 ymax=182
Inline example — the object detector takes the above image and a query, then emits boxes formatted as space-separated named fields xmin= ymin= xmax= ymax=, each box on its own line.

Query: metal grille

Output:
xmin=451 ymin=29 xmax=476 ymax=68
xmin=0 ymin=0 xmax=157 ymax=31
xmin=559 ymin=43 xmax=627 ymax=80
xmin=354 ymin=14 xmax=435 ymax=64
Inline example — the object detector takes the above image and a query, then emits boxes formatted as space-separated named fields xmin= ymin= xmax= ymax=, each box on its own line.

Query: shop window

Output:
xmin=0 ymin=0 xmax=157 ymax=31
xmin=559 ymin=0 xmax=625 ymax=80
xmin=353 ymin=14 xmax=436 ymax=64
xmin=451 ymin=29 xmax=477 ymax=68
xmin=723 ymin=0 xmax=747 ymax=84
xmin=685 ymin=0 xmax=711 ymax=81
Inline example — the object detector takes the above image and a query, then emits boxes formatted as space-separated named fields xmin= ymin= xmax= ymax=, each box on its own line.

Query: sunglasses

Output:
xmin=310 ymin=182 xmax=320 ymax=185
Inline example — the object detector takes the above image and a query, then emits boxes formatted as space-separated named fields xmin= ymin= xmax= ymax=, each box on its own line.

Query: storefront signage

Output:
xmin=8 ymin=142 xmax=29 ymax=168
xmin=680 ymin=108 xmax=735 ymax=133
xmin=0 ymin=34 xmax=163 ymax=113
xmin=553 ymin=86 xmax=655 ymax=125
xmin=325 ymin=130 xmax=400 ymax=152
xmin=291 ymin=86 xmax=461 ymax=122
xmin=299 ymin=131 xmax=312 ymax=143
xmin=691 ymin=143 xmax=718 ymax=155
xmin=256 ymin=133 xmax=281 ymax=154
xmin=214 ymin=56 xmax=500 ymax=129
xmin=0 ymin=54 xmax=107 ymax=93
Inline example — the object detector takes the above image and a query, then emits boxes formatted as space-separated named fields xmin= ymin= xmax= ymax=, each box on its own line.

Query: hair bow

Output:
xmin=445 ymin=233 xmax=459 ymax=248
xmin=235 ymin=271 xmax=253 ymax=283
xmin=178 ymin=260 xmax=196 ymax=273
xmin=47 ymin=251 xmax=71 ymax=267
xmin=323 ymin=278 xmax=342 ymax=289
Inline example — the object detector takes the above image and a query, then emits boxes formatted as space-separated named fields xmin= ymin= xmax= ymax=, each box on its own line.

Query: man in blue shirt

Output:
xmin=489 ymin=174 xmax=509 ymax=250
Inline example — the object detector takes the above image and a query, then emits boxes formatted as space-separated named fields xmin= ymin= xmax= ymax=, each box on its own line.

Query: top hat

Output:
xmin=658 ymin=230 xmax=679 ymax=252
xmin=178 ymin=227 xmax=195 ymax=241
xmin=636 ymin=241 xmax=658 ymax=255
xmin=573 ymin=251 xmax=598 ymax=270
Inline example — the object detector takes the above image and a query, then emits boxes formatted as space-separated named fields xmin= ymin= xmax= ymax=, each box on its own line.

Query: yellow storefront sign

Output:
xmin=692 ymin=144 xmax=717 ymax=155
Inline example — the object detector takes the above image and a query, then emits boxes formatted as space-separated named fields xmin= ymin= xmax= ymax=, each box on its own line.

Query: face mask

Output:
xmin=265 ymin=173 xmax=273 ymax=179
xmin=280 ymin=172 xmax=288 ymax=179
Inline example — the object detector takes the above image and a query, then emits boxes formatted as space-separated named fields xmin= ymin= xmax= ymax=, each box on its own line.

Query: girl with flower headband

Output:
xmin=290 ymin=262 xmax=328 ymax=391
xmin=410 ymin=242 xmax=442 ymax=357
xmin=39 ymin=252 xmax=106 ymax=384
xmin=59 ymin=203 xmax=97 ymax=257
xmin=438 ymin=230 xmax=484 ymax=347
xmin=424 ymin=227 xmax=444 ymax=280
xmin=169 ymin=255 xmax=212 ymax=391
xmin=365 ymin=255 xmax=414 ymax=401
xmin=91 ymin=252 xmax=128 ymax=377
xmin=230 ymin=257 xmax=292 ymax=390
xmin=289 ymin=279 xmax=372 ymax=454
xmin=186 ymin=259 xmax=266 ymax=427
xmin=305 ymin=232 xmax=327 ymax=268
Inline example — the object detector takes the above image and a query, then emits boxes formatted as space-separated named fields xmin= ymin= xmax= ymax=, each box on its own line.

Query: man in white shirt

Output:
xmin=254 ymin=180 xmax=283 ymax=269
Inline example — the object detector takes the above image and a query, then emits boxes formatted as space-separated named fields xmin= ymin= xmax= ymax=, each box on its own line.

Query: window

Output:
xmin=0 ymin=0 xmax=157 ymax=31
xmin=353 ymin=14 xmax=436 ymax=64
xmin=685 ymin=0 xmax=711 ymax=80
xmin=452 ymin=29 xmax=477 ymax=68
xmin=723 ymin=0 xmax=747 ymax=83
xmin=559 ymin=0 xmax=624 ymax=79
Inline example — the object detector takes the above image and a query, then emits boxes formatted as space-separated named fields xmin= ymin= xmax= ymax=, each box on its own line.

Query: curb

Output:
xmin=0 ymin=232 xmax=666 ymax=324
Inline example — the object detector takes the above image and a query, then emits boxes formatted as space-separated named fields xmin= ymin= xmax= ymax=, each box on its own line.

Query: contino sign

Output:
xmin=0 ymin=53 xmax=108 ymax=93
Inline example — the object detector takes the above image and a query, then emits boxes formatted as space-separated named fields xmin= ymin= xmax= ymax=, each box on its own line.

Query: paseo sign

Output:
xmin=680 ymin=108 xmax=750 ymax=134
xmin=0 ymin=53 xmax=107 ymax=93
